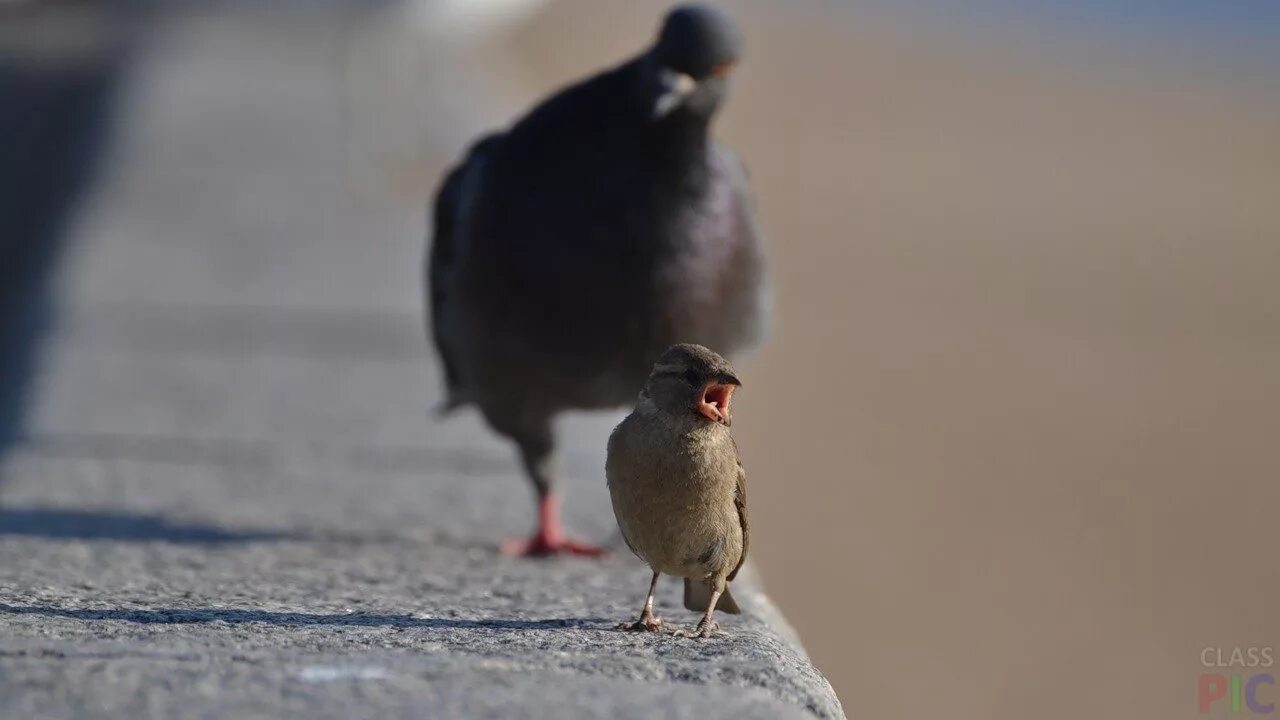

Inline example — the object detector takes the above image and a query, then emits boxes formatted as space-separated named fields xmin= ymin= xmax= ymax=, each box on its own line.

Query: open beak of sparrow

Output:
xmin=697 ymin=372 xmax=741 ymax=426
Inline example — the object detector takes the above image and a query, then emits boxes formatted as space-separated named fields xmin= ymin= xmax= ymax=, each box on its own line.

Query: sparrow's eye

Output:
xmin=683 ymin=369 xmax=702 ymax=386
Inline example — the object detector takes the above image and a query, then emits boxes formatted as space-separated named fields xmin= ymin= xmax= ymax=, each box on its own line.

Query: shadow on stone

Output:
xmin=0 ymin=603 xmax=606 ymax=631
xmin=0 ymin=507 xmax=292 ymax=543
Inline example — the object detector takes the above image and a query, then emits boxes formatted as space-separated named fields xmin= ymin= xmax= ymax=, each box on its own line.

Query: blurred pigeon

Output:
xmin=607 ymin=344 xmax=748 ymax=638
xmin=427 ymin=4 xmax=766 ymax=556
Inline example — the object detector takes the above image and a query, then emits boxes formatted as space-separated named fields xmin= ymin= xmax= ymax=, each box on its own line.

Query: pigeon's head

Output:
xmin=642 ymin=343 xmax=742 ymax=427
xmin=647 ymin=4 xmax=742 ymax=120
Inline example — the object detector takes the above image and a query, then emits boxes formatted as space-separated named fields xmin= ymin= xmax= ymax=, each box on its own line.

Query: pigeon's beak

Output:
xmin=653 ymin=70 xmax=697 ymax=119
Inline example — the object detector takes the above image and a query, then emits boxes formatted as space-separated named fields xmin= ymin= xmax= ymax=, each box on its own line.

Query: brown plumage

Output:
xmin=607 ymin=344 xmax=749 ymax=638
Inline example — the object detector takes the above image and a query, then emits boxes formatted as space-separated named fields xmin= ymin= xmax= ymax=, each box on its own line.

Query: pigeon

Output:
xmin=427 ymin=4 xmax=766 ymax=556
xmin=607 ymin=344 xmax=747 ymax=638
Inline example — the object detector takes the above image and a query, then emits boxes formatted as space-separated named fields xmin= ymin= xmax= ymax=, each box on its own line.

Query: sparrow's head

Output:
xmin=646 ymin=4 xmax=741 ymax=120
xmin=643 ymin=343 xmax=742 ymax=426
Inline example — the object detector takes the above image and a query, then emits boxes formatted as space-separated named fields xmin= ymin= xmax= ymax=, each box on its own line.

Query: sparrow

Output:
xmin=427 ymin=4 xmax=767 ymax=556
xmin=607 ymin=344 xmax=748 ymax=638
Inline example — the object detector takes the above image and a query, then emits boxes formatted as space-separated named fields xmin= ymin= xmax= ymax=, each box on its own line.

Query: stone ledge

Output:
xmin=0 ymin=5 xmax=844 ymax=718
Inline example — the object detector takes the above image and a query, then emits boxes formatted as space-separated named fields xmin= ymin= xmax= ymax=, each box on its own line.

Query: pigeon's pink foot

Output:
xmin=500 ymin=533 xmax=606 ymax=557
xmin=500 ymin=495 xmax=607 ymax=558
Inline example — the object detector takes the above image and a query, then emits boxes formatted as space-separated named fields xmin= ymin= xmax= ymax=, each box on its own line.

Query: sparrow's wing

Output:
xmin=617 ymin=521 xmax=641 ymax=559
xmin=426 ymin=133 xmax=502 ymax=405
xmin=606 ymin=417 xmax=646 ymax=561
xmin=727 ymin=451 xmax=749 ymax=582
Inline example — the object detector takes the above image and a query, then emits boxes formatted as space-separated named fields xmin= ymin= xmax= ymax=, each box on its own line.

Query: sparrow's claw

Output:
xmin=673 ymin=620 xmax=719 ymax=639
xmin=616 ymin=615 xmax=664 ymax=632
xmin=500 ymin=533 xmax=607 ymax=558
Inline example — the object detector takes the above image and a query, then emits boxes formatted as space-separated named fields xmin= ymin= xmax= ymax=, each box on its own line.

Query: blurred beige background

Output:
xmin=482 ymin=2 xmax=1280 ymax=718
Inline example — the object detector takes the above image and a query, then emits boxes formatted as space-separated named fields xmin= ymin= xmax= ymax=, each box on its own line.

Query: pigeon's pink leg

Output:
xmin=501 ymin=494 xmax=606 ymax=557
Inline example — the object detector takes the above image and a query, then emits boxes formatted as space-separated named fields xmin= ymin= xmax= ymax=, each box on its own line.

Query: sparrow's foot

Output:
xmin=616 ymin=613 xmax=663 ymax=632
xmin=673 ymin=619 xmax=719 ymax=639
xmin=500 ymin=532 xmax=606 ymax=558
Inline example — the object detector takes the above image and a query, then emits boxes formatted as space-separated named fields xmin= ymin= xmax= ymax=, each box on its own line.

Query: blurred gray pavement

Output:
xmin=0 ymin=6 xmax=841 ymax=719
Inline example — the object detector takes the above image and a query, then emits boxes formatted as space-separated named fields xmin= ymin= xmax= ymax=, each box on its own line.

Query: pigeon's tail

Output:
xmin=683 ymin=579 xmax=741 ymax=615
xmin=434 ymin=393 xmax=468 ymax=417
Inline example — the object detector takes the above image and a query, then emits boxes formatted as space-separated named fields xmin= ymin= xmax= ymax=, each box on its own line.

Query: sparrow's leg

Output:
xmin=675 ymin=583 xmax=722 ymax=639
xmin=500 ymin=427 xmax=606 ymax=557
xmin=617 ymin=571 xmax=663 ymax=631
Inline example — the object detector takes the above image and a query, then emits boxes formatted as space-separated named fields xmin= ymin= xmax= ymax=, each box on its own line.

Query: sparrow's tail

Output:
xmin=683 ymin=579 xmax=741 ymax=615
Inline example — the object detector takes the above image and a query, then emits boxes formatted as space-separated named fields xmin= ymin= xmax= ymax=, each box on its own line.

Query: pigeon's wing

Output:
xmin=727 ymin=441 xmax=749 ymax=582
xmin=719 ymin=144 xmax=757 ymax=211
xmin=426 ymin=133 xmax=503 ymax=407
xmin=713 ymin=144 xmax=770 ymax=354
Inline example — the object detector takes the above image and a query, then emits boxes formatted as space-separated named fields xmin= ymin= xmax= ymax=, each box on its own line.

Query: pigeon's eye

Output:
xmin=683 ymin=369 xmax=702 ymax=386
